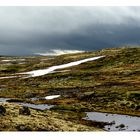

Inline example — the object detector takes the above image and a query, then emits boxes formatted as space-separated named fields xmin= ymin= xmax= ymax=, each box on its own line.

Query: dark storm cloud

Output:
xmin=0 ymin=6 xmax=140 ymax=55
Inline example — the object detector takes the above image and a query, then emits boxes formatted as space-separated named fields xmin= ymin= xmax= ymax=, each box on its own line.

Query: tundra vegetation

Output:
xmin=0 ymin=47 xmax=140 ymax=131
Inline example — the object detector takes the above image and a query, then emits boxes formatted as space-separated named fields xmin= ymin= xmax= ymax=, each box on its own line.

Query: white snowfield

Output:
xmin=0 ymin=76 xmax=20 ymax=79
xmin=1 ymin=59 xmax=25 ymax=62
xmin=0 ymin=56 xmax=105 ymax=80
xmin=24 ymin=56 xmax=105 ymax=77
xmin=1 ymin=60 xmax=12 ymax=62
xmin=45 ymin=95 xmax=60 ymax=100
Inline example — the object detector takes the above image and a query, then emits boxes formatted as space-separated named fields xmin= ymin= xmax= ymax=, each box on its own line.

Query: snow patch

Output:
xmin=0 ymin=55 xmax=105 ymax=79
xmin=25 ymin=56 xmax=105 ymax=77
xmin=0 ymin=76 xmax=20 ymax=79
xmin=1 ymin=59 xmax=25 ymax=62
xmin=45 ymin=95 xmax=60 ymax=100
xmin=1 ymin=60 xmax=12 ymax=62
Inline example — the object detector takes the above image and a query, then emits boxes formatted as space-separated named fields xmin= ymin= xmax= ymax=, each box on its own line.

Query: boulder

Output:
xmin=116 ymin=124 xmax=125 ymax=129
xmin=19 ymin=106 xmax=31 ymax=115
xmin=0 ymin=105 xmax=6 ymax=115
xmin=77 ymin=92 xmax=94 ymax=100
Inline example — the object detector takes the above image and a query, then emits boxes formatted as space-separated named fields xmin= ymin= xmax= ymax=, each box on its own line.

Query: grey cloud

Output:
xmin=0 ymin=7 xmax=140 ymax=56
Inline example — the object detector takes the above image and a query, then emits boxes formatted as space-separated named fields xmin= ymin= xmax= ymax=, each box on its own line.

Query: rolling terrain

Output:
xmin=0 ymin=47 xmax=140 ymax=131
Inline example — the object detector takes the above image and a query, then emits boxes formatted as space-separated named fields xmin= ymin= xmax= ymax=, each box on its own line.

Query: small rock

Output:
xmin=110 ymin=121 xmax=115 ymax=125
xmin=16 ymin=124 xmax=31 ymax=131
xmin=119 ymin=124 xmax=125 ymax=128
xmin=19 ymin=106 xmax=31 ymax=115
xmin=116 ymin=126 xmax=119 ymax=128
xmin=0 ymin=105 xmax=6 ymax=115
xmin=116 ymin=124 xmax=125 ymax=128
xmin=77 ymin=92 xmax=94 ymax=100
xmin=135 ymin=105 xmax=140 ymax=111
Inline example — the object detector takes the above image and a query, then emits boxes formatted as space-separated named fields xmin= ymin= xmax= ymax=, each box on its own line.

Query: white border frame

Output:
xmin=0 ymin=1 xmax=140 ymax=140
xmin=0 ymin=0 xmax=140 ymax=6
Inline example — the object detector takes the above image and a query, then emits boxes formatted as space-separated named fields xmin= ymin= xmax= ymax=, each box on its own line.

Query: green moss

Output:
xmin=4 ymin=65 xmax=21 ymax=73
xmin=127 ymin=91 xmax=140 ymax=100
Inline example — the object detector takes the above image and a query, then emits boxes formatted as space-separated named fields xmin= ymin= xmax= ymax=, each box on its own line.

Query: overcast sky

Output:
xmin=0 ymin=6 xmax=140 ymax=56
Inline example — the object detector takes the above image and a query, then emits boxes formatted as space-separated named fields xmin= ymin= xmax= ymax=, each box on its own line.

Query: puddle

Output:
xmin=17 ymin=102 xmax=54 ymax=110
xmin=1 ymin=97 xmax=140 ymax=131
xmin=31 ymin=97 xmax=39 ymax=101
xmin=0 ymin=98 xmax=10 ymax=102
xmin=0 ymin=97 xmax=54 ymax=110
xmin=84 ymin=112 xmax=140 ymax=131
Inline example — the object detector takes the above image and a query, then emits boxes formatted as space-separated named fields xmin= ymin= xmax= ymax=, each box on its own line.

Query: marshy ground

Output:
xmin=0 ymin=47 xmax=140 ymax=131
